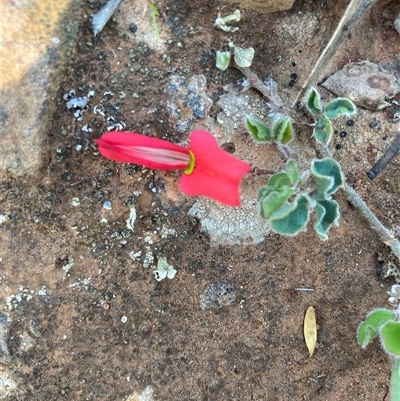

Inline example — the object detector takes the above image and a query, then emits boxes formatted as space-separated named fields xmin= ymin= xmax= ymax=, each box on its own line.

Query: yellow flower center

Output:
xmin=184 ymin=150 xmax=195 ymax=174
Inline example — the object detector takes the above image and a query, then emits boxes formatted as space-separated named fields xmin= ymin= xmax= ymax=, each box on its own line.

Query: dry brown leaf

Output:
xmin=304 ymin=306 xmax=317 ymax=356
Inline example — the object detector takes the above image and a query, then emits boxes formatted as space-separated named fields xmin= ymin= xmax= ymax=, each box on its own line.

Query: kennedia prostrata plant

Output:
xmin=95 ymin=129 xmax=251 ymax=207
xmin=244 ymin=86 xmax=355 ymax=240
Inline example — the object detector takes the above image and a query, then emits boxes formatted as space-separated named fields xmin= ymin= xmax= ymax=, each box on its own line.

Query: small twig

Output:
xmin=70 ymin=177 xmax=89 ymax=187
xmin=367 ymin=133 xmax=400 ymax=180
xmin=295 ymin=288 xmax=315 ymax=292
xmin=252 ymin=168 xmax=276 ymax=176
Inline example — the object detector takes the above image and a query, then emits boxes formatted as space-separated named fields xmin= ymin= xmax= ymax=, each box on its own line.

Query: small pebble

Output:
xmin=291 ymin=62 xmax=296 ymax=67
xmin=200 ymin=281 xmax=236 ymax=310
xmin=370 ymin=118 xmax=381 ymax=131
xmin=346 ymin=119 xmax=354 ymax=126
xmin=129 ymin=23 xmax=138 ymax=33
xmin=335 ymin=144 xmax=342 ymax=150
xmin=340 ymin=131 xmax=347 ymax=138
xmin=103 ymin=201 xmax=112 ymax=210
xmin=121 ymin=316 xmax=127 ymax=323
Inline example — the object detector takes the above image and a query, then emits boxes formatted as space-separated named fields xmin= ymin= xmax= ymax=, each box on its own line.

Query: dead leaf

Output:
xmin=304 ymin=306 xmax=317 ymax=356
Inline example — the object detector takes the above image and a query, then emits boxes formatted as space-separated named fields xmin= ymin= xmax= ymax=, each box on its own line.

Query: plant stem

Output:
xmin=390 ymin=358 xmax=400 ymax=401
xmin=321 ymin=144 xmax=400 ymax=260
xmin=343 ymin=183 xmax=400 ymax=260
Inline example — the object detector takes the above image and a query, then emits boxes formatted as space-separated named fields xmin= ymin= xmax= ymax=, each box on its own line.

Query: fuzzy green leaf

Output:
xmin=259 ymin=187 xmax=294 ymax=219
xmin=357 ymin=309 xmax=396 ymax=348
xmin=271 ymin=116 xmax=293 ymax=144
xmin=269 ymin=195 xmax=310 ymax=236
xmin=314 ymin=199 xmax=340 ymax=240
xmin=380 ymin=321 xmax=400 ymax=357
xmin=246 ymin=116 xmax=272 ymax=142
xmin=313 ymin=114 xmax=333 ymax=144
xmin=325 ymin=98 xmax=357 ymax=119
xmin=311 ymin=158 xmax=344 ymax=199
xmin=286 ymin=159 xmax=299 ymax=184
xmin=216 ymin=51 xmax=231 ymax=71
xmin=306 ymin=87 xmax=323 ymax=116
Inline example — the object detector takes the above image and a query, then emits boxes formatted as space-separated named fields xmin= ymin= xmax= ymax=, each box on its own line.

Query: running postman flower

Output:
xmin=94 ymin=130 xmax=251 ymax=206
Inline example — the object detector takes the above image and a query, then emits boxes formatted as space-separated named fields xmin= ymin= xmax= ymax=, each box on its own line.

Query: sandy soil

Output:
xmin=1 ymin=0 xmax=399 ymax=400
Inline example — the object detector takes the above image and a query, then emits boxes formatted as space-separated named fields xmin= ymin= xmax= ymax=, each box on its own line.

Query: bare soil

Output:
xmin=1 ymin=0 xmax=400 ymax=400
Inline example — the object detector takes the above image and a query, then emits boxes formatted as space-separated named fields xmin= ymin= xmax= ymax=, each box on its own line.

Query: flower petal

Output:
xmin=180 ymin=168 xmax=245 ymax=206
xmin=94 ymin=131 xmax=190 ymax=169
xmin=180 ymin=130 xmax=251 ymax=206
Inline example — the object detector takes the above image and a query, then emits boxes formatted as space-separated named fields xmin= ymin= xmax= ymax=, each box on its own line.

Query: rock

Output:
xmin=165 ymin=75 xmax=213 ymax=133
xmin=200 ymin=281 xmax=236 ymax=310
xmin=394 ymin=13 xmax=400 ymax=36
xmin=322 ymin=60 xmax=399 ymax=111
xmin=0 ymin=0 xmax=80 ymax=177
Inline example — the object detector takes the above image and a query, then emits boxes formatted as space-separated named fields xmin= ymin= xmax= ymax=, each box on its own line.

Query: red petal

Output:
xmin=180 ymin=168 xmax=244 ymax=206
xmin=180 ymin=130 xmax=251 ymax=206
xmin=94 ymin=131 xmax=190 ymax=170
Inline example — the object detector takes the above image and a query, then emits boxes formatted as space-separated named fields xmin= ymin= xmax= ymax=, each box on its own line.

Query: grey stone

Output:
xmin=322 ymin=60 xmax=399 ymax=111
xmin=165 ymin=75 xmax=213 ymax=133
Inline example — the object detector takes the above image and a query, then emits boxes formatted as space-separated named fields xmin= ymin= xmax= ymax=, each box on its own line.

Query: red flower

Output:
xmin=94 ymin=130 xmax=251 ymax=206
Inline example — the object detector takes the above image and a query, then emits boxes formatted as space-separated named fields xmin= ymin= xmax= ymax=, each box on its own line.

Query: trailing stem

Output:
xmin=390 ymin=358 xmax=400 ymax=401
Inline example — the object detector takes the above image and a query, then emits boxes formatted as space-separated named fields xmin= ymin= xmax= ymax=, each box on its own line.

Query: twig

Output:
xmin=367 ymin=133 xmax=400 ymax=180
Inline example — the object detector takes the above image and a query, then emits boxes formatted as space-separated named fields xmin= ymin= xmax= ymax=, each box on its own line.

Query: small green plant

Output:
xmin=215 ymin=46 xmax=400 ymax=261
xmin=357 ymin=285 xmax=400 ymax=400
xmin=245 ymin=86 xmax=355 ymax=240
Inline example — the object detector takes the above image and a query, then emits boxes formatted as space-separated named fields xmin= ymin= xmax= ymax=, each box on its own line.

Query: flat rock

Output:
xmin=322 ymin=60 xmax=399 ymax=111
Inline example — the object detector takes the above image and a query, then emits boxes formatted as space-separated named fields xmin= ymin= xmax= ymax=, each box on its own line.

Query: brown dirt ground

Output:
xmin=1 ymin=0 xmax=400 ymax=400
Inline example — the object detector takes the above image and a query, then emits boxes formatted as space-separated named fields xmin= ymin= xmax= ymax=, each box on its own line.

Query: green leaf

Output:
xmin=246 ymin=116 xmax=272 ymax=142
xmin=306 ymin=87 xmax=323 ymax=116
xmin=311 ymin=158 xmax=344 ymax=199
xmin=259 ymin=187 xmax=294 ymax=219
xmin=314 ymin=199 xmax=340 ymax=240
xmin=380 ymin=321 xmax=400 ymax=357
xmin=216 ymin=51 xmax=231 ymax=71
xmin=313 ymin=114 xmax=333 ymax=144
xmin=357 ymin=309 xmax=396 ymax=348
xmin=325 ymin=98 xmax=357 ymax=119
xmin=269 ymin=195 xmax=310 ymax=236
xmin=271 ymin=116 xmax=293 ymax=144
xmin=286 ymin=159 xmax=299 ymax=184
